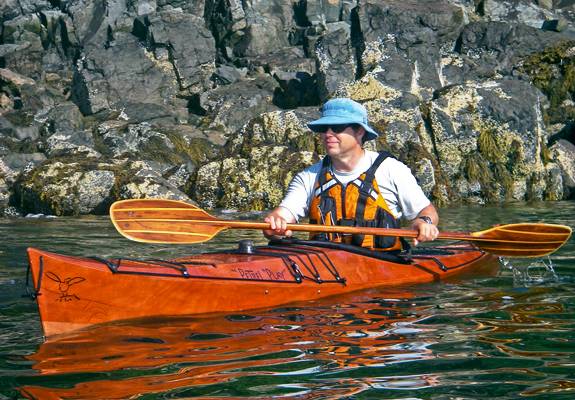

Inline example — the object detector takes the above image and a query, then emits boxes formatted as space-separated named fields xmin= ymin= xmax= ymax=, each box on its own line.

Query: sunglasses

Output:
xmin=315 ymin=124 xmax=356 ymax=134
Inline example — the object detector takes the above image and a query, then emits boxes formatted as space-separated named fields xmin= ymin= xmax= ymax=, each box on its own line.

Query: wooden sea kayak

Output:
xmin=26 ymin=239 xmax=500 ymax=337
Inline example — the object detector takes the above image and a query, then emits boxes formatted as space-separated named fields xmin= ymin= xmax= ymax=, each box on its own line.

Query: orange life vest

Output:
xmin=308 ymin=152 xmax=402 ymax=251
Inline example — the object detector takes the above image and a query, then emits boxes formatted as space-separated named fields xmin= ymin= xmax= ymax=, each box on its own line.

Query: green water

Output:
xmin=0 ymin=202 xmax=574 ymax=399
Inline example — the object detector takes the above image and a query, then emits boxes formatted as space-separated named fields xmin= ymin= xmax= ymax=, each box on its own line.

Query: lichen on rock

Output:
xmin=14 ymin=160 xmax=116 ymax=215
xmin=194 ymin=146 xmax=316 ymax=211
xmin=2 ymin=0 xmax=575 ymax=216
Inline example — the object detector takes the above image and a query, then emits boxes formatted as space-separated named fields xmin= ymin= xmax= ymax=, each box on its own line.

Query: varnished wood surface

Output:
xmin=27 ymin=243 xmax=499 ymax=337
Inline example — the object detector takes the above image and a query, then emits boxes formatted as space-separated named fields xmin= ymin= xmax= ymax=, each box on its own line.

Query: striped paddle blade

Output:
xmin=110 ymin=199 xmax=227 ymax=244
xmin=469 ymin=223 xmax=572 ymax=257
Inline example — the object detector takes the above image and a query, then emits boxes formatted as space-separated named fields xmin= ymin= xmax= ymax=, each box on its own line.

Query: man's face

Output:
xmin=319 ymin=125 xmax=364 ymax=158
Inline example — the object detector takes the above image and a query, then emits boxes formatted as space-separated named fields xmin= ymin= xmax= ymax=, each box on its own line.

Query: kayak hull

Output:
xmin=27 ymin=242 xmax=499 ymax=337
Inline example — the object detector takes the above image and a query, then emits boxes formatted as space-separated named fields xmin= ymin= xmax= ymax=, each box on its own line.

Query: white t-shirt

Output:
xmin=279 ymin=150 xmax=430 ymax=222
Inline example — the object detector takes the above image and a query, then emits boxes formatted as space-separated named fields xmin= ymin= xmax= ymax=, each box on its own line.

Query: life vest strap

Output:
xmin=355 ymin=152 xmax=391 ymax=225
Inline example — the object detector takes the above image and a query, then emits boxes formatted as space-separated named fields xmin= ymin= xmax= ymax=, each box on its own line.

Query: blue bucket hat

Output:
xmin=307 ymin=98 xmax=379 ymax=141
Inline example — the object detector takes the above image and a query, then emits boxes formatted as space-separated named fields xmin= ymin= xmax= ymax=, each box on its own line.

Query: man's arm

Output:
xmin=410 ymin=203 xmax=440 ymax=245
xmin=263 ymin=165 xmax=317 ymax=239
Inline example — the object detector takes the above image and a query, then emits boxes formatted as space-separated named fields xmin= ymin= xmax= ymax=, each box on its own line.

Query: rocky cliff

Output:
xmin=1 ymin=0 xmax=575 ymax=216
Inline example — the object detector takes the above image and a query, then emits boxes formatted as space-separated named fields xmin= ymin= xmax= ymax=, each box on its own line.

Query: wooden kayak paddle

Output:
xmin=110 ymin=199 xmax=572 ymax=258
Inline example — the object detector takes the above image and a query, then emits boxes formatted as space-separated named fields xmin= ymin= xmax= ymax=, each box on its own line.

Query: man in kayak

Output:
xmin=264 ymin=97 xmax=439 ymax=250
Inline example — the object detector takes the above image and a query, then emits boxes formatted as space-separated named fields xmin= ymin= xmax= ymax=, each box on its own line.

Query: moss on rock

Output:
xmin=519 ymin=42 xmax=575 ymax=124
xmin=464 ymin=153 xmax=491 ymax=184
xmin=477 ymin=128 xmax=502 ymax=163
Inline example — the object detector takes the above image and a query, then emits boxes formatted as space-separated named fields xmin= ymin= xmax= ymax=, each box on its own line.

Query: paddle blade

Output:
xmin=110 ymin=199 xmax=226 ymax=244
xmin=471 ymin=223 xmax=572 ymax=257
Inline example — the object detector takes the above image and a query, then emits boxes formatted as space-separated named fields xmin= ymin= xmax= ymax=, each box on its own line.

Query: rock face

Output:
xmin=1 ymin=0 xmax=575 ymax=216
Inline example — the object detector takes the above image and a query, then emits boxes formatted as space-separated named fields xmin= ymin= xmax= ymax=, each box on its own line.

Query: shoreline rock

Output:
xmin=1 ymin=0 xmax=575 ymax=216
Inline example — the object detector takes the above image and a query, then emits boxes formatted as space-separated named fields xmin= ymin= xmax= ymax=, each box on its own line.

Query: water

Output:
xmin=0 ymin=202 xmax=574 ymax=399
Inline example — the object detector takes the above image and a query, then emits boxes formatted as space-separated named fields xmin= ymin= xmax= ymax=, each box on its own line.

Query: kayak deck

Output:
xmin=26 ymin=240 xmax=500 ymax=337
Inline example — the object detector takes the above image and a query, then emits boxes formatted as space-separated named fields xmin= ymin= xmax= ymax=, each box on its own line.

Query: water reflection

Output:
xmin=18 ymin=279 xmax=575 ymax=399
xmin=21 ymin=290 xmax=443 ymax=399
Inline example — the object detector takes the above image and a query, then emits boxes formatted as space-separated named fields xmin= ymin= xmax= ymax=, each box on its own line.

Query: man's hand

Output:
xmin=263 ymin=207 xmax=295 ymax=239
xmin=411 ymin=205 xmax=439 ymax=246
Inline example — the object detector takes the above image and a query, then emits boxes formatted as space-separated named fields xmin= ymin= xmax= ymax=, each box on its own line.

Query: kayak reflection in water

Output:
xmin=264 ymin=98 xmax=439 ymax=249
